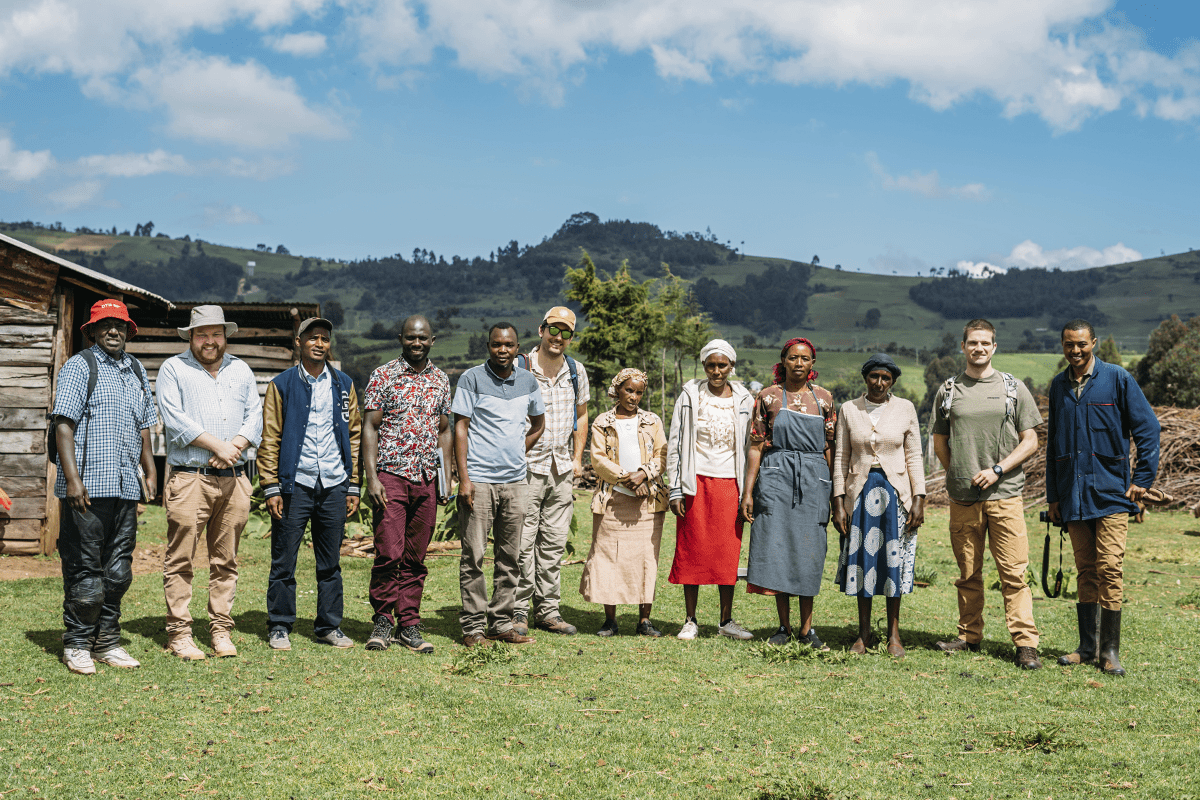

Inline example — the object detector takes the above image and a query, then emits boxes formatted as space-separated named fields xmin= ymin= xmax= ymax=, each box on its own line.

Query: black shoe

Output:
xmin=935 ymin=637 xmax=981 ymax=653
xmin=1098 ymin=608 xmax=1125 ymax=676
xmin=1015 ymin=646 xmax=1043 ymax=670
xmin=767 ymin=625 xmax=792 ymax=646
xmin=798 ymin=628 xmax=829 ymax=651
xmin=1058 ymin=603 xmax=1100 ymax=665
xmin=394 ymin=624 xmax=434 ymax=654
xmin=365 ymin=617 xmax=392 ymax=651
xmin=596 ymin=619 xmax=619 ymax=637
xmin=636 ymin=620 xmax=662 ymax=638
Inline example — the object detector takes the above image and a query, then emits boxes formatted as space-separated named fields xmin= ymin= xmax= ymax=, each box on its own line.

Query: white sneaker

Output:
xmin=677 ymin=619 xmax=700 ymax=640
xmin=93 ymin=646 xmax=141 ymax=668
xmin=62 ymin=647 xmax=96 ymax=675
xmin=717 ymin=620 xmax=754 ymax=641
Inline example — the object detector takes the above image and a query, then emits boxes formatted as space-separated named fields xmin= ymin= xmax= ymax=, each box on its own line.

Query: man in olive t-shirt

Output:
xmin=931 ymin=319 xmax=1044 ymax=670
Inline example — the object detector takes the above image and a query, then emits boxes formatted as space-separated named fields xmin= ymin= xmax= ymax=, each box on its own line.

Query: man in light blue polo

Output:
xmin=453 ymin=323 xmax=545 ymax=646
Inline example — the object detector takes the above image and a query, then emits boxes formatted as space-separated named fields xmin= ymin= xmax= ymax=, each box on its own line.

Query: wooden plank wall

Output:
xmin=0 ymin=303 xmax=56 ymax=555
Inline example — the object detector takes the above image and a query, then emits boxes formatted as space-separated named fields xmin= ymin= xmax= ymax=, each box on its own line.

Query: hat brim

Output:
xmin=81 ymin=317 xmax=138 ymax=339
xmin=177 ymin=322 xmax=238 ymax=339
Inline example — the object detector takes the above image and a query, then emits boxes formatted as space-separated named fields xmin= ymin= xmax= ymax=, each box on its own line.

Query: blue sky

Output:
xmin=1 ymin=0 xmax=1198 ymax=276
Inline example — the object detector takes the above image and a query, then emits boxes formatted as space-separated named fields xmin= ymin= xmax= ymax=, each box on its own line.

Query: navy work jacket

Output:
xmin=1045 ymin=358 xmax=1160 ymax=521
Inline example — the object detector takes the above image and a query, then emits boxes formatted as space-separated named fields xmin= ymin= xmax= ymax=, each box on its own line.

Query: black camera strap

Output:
xmin=1041 ymin=517 xmax=1064 ymax=598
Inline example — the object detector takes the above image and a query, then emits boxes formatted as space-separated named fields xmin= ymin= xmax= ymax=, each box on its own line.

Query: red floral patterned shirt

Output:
xmin=364 ymin=358 xmax=452 ymax=482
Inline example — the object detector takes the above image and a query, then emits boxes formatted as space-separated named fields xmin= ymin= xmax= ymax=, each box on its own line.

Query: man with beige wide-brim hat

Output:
xmin=157 ymin=304 xmax=262 ymax=661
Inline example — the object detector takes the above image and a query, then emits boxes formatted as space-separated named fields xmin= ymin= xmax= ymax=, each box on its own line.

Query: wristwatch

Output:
xmin=991 ymin=464 xmax=1004 ymax=477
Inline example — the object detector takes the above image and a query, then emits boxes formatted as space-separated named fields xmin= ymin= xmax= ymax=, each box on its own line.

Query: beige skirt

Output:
xmin=579 ymin=492 xmax=664 ymax=605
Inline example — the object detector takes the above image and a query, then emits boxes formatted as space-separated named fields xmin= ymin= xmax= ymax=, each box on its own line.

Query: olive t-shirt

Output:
xmin=931 ymin=371 xmax=1042 ymax=503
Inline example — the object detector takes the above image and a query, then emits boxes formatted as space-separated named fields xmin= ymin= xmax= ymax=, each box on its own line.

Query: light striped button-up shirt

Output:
xmin=295 ymin=364 xmax=347 ymax=489
xmin=523 ymin=346 xmax=589 ymax=477
xmin=157 ymin=348 xmax=263 ymax=467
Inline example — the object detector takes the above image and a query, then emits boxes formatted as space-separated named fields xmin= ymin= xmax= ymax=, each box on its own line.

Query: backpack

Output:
xmin=940 ymin=370 xmax=1020 ymax=427
xmin=516 ymin=352 xmax=580 ymax=431
xmin=47 ymin=348 xmax=148 ymax=469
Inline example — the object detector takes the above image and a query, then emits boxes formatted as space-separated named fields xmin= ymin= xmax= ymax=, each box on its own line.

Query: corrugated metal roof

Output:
xmin=0 ymin=232 xmax=173 ymax=309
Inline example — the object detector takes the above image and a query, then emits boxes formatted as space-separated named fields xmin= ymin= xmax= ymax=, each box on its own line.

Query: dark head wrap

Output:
xmin=860 ymin=352 xmax=901 ymax=380
xmin=773 ymin=337 xmax=818 ymax=385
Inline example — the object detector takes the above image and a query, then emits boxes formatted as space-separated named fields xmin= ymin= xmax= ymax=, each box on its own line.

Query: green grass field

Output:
xmin=2 ymin=501 xmax=1199 ymax=799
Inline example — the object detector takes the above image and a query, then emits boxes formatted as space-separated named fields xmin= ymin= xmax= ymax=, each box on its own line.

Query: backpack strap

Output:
xmin=76 ymin=348 xmax=100 ymax=477
xmin=939 ymin=375 xmax=958 ymax=420
xmin=515 ymin=353 xmax=528 ymax=371
xmin=999 ymin=371 xmax=1019 ymax=426
xmin=566 ymin=355 xmax=579 ymax=432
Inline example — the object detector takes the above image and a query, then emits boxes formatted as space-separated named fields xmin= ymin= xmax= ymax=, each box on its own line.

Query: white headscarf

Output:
xmin=699 ymin=338 xmax=736 ymax=365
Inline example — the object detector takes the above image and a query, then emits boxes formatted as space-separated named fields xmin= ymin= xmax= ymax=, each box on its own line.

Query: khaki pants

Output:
xmin=515 ymin=466 xmax=576 ymax=622
xmin=949 ymin=498 xmax=1039 ymax=648
xmin=1067 ymin=514 xmax=1127 ymax=610
xmin=458 ymin=482 xmax=529 ymax=636
xmin=163 ymin=471 xmax=252 ymax=637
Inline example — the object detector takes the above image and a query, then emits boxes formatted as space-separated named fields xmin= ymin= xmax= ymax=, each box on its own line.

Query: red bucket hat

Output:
xmin=81 ymin=299 xmax=138 ymax=338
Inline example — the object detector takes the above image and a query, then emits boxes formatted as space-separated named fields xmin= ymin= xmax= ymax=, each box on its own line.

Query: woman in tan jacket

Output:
xmin=832 ymin=353 xmax=926 ymax=657
xmin=580 ymin=369 xmax=669 ymax=637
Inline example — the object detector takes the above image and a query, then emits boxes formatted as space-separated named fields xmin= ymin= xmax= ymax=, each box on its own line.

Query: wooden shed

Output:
xmin=0 ymin=232 xmax=173 ymax=555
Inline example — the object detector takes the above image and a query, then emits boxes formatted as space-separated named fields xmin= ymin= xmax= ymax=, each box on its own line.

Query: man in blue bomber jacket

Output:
xmin=1046 ymin=319 xmax=1160 ymax=677
xmin=259 ymin=317 xmax=362 ymax=651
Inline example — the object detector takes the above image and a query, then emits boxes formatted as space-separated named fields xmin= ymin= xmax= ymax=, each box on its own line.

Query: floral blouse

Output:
xmin=750 ymin=383 xmax=836 ymax=449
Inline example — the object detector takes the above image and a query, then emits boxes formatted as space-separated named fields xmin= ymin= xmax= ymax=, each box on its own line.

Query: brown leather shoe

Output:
xmin=1015 ymin=646 xmax=1043 ymax=670
xmin=512 ymin=614 xmax=529 ymax=636
xmin=462 ymin=633 xmax=491 ymax=648
xmin=934 ymin=638 xmax=981 ymax=652
xmin=485 ymin=628 xmax=536 ymax=645
xmin=535 ymin=615 xmax=578 ymax=636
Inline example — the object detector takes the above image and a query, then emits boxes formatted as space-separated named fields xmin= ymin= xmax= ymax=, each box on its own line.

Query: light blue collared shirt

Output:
xmin=157 ymin=348 xmax=263 ymax=467
xmin=295 ymin=364 xmax=347 ymax=489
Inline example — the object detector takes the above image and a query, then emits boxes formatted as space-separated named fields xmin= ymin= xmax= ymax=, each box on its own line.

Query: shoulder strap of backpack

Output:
xmin=999 ymin=371 xmax=1019 ymax=426
xmin=77 ymin=348 xmax=99 ymax=476
xmin=516 ymin=353 xmax=528 ymax=371
xmin=566 ymin=356 xmax=579 ymax=431
xmin=939 ymin=375 xmax=958 ymax=419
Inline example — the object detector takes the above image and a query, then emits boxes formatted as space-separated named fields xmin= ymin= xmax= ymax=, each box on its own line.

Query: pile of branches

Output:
xmin=925 ymin=400 xmax=1200 ymax=510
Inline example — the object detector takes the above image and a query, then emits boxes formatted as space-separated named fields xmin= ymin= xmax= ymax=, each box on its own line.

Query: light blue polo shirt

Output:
xmin=452 ymin=360 xmax=545 ymax=484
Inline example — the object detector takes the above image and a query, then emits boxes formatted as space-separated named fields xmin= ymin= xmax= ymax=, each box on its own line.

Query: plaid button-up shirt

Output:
xmin=523 ymin=346 xmax=589 ymax=477
xmin=157 ymin=349 xmax=263 ymax=467
xmin=53 ymin=345 xmax=157 ymax=500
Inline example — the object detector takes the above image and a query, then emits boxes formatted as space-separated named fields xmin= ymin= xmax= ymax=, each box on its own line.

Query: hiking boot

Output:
xmin=1098 ymin=608 xmax=1126 ymax=676
xmin=268 ymin=629 xmax=292 ymax=651
xmin=767 ymin=626 xmax=792 ymax=646
xmin=1015 ymin=646 xmax=1043 ymax=670
xmin=717 ymin=619 xmax=753 ymax=641
xmin=798 ymin=628 xmax=830 ymax=652
xmin=316 ymin=629 xmax=354 ymax=648
xmin=395 ymin=625 xmax=434 ymax=654
xmin=485 ymin=628 xmax=536 ymax=645
xmin=168 ymin=635 xmax=206 ymax=661
xmin=636 ymin=620 xmax=662 ymax=638
xmin=596 ymin=619 xmax=619 ymax=637
xmin=676 ymin=619 xmax=699 ymax=640
xmin=462 ymin=633 xmax=490 ymax=648
xmin=365 ymin=618 xmax=392 ymax=651
xmin=934 ymin=637 xmax=981 ymax=653
xmin=1058 ymin=603 xmax=1100 ymax=666
xmin=512 ymin=614 xmax=529 ymax=636
xmin=93 ymin=646 xmax=140 ymax=668
xmin=536 ymin=615 xmax=578 ymax=636
xmin=211 ymin=631 xmax=237 ymax=658
xmin=62 ymin=647 xmax=96 ymax=675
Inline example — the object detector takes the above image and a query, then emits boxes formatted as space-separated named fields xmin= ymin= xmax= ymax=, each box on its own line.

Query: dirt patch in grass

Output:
xmin=53 ymin=233 xmax=119 ymax=252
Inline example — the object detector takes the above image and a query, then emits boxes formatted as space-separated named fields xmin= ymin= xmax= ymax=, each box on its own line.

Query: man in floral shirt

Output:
xmin=362 ymin=315 xmax=453 ymax=653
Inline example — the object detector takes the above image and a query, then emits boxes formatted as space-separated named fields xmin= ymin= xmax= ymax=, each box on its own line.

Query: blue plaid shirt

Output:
xmin=53 ymin=345 xmax=157 ymax=500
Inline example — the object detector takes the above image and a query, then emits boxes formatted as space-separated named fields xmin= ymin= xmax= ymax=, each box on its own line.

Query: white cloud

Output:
xmin=266 ymin=31 xmax=327 ymax=57
xmin=867 ymin=152 xmax=988 ymax=201
xmin=46 ymin=181 xmax=104 ymax=209
xmin=957 ymin=239 xmax=1143 ymax=277
xmin=0 ymin=134 xmax=56 ymax=183
xmin=75 ymin=149 xmax=193 ymax=178
xmin=203 ymin=203 xmax=264 ymax=226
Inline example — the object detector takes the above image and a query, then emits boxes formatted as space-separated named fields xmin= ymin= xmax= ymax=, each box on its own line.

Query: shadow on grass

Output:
xmin=24 ymin=628 xmax=62 ymax=657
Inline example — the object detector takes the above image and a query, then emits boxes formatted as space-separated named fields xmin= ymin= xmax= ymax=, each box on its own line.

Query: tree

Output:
xmin=812 ymin=255 xmax=820 ymax=265
xmin=276 ymin=244 xmax=290 ymax=255
xmin=864 ymin=308 xmax=881 ymax=329
xmin=1148 ymin=327 xmax=1200 ymax=407
xmin=142 ymin=221 xmax=154 ymax=237
xmin=324 ymin=300 xmax=345 ymax=327
xmin=1098 ymin=335 xmax=1121 ymax=367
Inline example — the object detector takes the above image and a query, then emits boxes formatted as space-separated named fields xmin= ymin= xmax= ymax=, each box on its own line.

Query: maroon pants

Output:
xmin=370 ymin=473 xmax=437 ymax=626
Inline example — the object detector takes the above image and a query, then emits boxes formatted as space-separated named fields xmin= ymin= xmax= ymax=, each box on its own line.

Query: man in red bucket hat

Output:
xmin=52 ymin=299 xmax=157 ymax=675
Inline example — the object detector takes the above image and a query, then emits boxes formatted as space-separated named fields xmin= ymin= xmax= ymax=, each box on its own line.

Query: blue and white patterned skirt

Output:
xmin=835 ymin=468 xmax=917 ymax=597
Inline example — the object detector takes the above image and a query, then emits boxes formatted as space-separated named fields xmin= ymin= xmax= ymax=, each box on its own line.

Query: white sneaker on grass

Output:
xmin=93 ymin=646 xmax=140 ymax=668
xmin=62 ymin=648 xmax=96 ymax=675
xmin=717 ymin=620 xmax=754 ymax=641
xmin=677 ymin=619 xmax=700 ymax=640
xmin=317 ymin=628 xmax=354 ymax=648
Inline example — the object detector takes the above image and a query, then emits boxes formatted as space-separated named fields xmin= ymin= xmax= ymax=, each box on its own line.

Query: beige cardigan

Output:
xmin=590 ymin=408 xmax=669 ymax=514
xmin=832 ymin=395 xmax=926 ymax=513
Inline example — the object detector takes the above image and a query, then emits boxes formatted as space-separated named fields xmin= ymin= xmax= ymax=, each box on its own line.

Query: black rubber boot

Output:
xmin=1057 ymin=603 xmax=1100 ymax=665
xmin=1098 ymin=607 xmax=1125 ymax=676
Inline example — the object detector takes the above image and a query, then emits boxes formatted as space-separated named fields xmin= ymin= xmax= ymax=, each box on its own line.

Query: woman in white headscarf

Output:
xmin=665 ymin=339 xmax=755 ymax=641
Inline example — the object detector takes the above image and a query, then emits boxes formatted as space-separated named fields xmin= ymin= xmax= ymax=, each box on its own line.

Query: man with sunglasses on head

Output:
xmin=513 ymin=307 xmax=590 ymax=636
xmin=930 ymin=319 xmax=1044 ymax=669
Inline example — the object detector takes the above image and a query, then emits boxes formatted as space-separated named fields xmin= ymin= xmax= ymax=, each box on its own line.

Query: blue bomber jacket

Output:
xmin=1045 ymin=358 xmax=1159 ymax=520
xmin=258 ymin=363 xmax=361 ymax=498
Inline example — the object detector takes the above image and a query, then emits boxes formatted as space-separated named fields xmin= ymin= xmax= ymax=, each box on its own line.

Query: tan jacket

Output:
xmin=590 ymin=408 xmax=668 ymax=514
xmin=832 ymin=395 xmax=925 ymax=513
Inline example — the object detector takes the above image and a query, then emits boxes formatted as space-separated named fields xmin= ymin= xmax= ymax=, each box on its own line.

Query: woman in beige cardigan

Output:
xmin=832 ymin=354 xmax=925 ymax=657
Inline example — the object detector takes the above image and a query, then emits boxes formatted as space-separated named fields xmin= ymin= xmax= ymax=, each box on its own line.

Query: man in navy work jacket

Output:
xmin=259 ymin=317 xmax=362 ymax=650
xmin=1046 ymin=319 xmax=1160 ymax=677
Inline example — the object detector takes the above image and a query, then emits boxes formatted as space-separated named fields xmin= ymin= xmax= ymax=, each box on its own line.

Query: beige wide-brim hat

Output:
xmin=177 ymin=305 xmax=238 ymax=339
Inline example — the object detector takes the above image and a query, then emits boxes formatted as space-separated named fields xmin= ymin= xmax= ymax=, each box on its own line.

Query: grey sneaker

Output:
xmin=394 ymin=625 xmax=434 ymax=654
xmin=717 ymin=619 xmax=753 ymax=640
xmin=767 ymin=625 xmax=793 ymax=646
xmin=317 ymin=629 xmax=354 ymax=648
xmin=92 ymin=646 xmax=140 ymax=668
xmin=677 ymin=619 xmax=700 ymax=640
xmin=366 ymin=618 xmax=393 ymax=651
xmin=268 ymin=629 xmax=291 ymax=651
xmin=62 ymin=647 xmax=96 ymax=675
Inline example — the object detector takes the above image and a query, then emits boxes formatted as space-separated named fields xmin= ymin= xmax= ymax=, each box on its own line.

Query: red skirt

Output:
xmin=668 ymin=475 xmax=744 ymax=585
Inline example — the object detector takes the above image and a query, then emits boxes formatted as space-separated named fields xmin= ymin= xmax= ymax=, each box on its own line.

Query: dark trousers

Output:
xmin=369 ymin=473 xmax=437 ymax=627
xmin=59 ymin=498 xmax=138 ymax=651
xmin=267 ymin=480 xmax=347 ymax=636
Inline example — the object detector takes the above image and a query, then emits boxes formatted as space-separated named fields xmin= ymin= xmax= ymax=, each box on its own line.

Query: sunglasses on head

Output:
xmin=546 ymin=324 xmax=574 ymax=340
